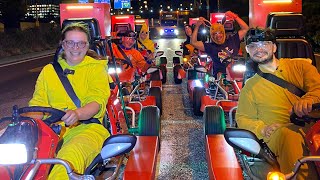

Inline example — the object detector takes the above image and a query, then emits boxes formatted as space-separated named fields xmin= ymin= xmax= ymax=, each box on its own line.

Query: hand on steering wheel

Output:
xmin=18 ymin=106 xmax=66 ymax=126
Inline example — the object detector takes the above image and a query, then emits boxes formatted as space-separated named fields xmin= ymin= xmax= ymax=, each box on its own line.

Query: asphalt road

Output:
xmin=0 ymin=38 xmax=209 ymax=180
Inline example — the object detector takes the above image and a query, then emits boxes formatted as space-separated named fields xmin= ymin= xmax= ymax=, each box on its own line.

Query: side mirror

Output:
xmin=84 ymin=134 xmax=136 ymax=175
xmin=224 ymin=128 xmax=261 ymax=155
xmin=175 ymin=51 xmax=183 ymax=56
xmin=194 ymin=65 xmax=207 ymax=73
xmin=156 ymin=51 xmax=164 ymax=57
xmin=147 ymin=66 xmax=159 ymax=74
xmin=224 ymin=128 xmax=280 ymax=170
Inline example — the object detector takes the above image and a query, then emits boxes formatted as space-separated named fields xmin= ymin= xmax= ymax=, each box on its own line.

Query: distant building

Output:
xmin=25 ymin=0 xmax=61 ymax=22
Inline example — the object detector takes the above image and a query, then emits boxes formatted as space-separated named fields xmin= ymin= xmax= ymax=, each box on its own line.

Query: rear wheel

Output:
xmin=193 ymin=87 xmax=206 ymax=116
xmin=173 ymin=65 xmax=183 ymax=84
xmin=149 ymin=87 xmax=162 ymax=115
xmin=159 ymin=57 xmax=167 ymax=65
xmin=138 ymin=106 xmax=160 ymax=137
xmin=203 ymin=106 xmax=226 ymax=135
xmin=173 ymin=57 xmax=180 ymax=64
xmin=159 ymin=65 xmax=167 ymax=84
xmin=187 ymin=69 xmax=197 ymax=80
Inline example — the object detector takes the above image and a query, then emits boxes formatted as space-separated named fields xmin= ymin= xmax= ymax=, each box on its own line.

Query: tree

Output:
xmin=1 ymin=0 xmax=26 ymax=33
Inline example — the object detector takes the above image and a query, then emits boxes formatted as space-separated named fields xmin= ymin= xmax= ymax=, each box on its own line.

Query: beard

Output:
xmin=251 ymin=51 xmax=273 ymax=64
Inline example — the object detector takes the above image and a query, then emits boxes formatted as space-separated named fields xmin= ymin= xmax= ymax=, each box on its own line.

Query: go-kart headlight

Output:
xmin=200 ymin=54 xmax=208 ymax=58
xmin=232 ymin=64 xmax=246 ymax=73
xmin=0 ymin=144 xmax=27 ymax=164
xmin=159 ymin=29 xmax=164 ymax=36
xmin=201 ymin=29 xmax=207 ymax=34
xmin=108 ymin=67 xmax=122 ymax=74
xmin=267 ymin=172 xmax=285 ymax=180
xmin=208 ymin=76 xmax=215 ymax=82
xmin=183 ymin=57 xmax=188 ymax=62
xmin=174 ymin=29 xmax=179 ymax=35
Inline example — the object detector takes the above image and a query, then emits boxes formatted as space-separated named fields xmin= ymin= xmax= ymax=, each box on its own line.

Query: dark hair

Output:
xmin=245 ymin=28 xmax=276 ymax=45
xmin=61 ymin=22 xmax=91 ymax=42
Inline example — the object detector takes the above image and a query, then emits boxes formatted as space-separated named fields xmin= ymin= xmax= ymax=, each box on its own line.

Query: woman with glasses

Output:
xmin=29 ymin=22 xmax=111 ymax=179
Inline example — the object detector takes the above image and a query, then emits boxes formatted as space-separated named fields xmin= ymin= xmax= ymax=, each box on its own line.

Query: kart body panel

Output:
xmin=123 ymin=136 xmax=159 ymax=180
xmin=0 ymin=119 xmax=59 ymax=180
xmin=306 ymin=120 xmax=320 ymax=174
xmin=206 ymin=135 xmax=243 ymax=180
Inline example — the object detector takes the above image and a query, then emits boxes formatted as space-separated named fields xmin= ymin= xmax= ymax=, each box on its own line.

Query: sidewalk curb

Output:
xmin=0 ymin=49 xmax=56 ymax=66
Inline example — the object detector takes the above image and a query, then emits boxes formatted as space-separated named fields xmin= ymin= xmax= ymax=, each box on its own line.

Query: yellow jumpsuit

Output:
xmin=236 ymin=58 xmax=320 ymax=179
xmin=29 ymin=55 xmax=110 ymax=179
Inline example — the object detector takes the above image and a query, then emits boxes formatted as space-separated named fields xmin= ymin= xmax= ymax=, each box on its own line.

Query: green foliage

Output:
xmin=303 ymin=2 xmax=320 ymax=53
xmin=0 ymin=24 xmax=61 ymax=59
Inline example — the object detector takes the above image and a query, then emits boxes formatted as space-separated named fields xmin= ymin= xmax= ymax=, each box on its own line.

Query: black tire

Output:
xmin=150 ymin=70 xmax=161 ymax=81
xmin=173 ymin=57 xmax=180 ymax=64
xmin=149 ymin=87 xmax=162 ymax=115
xmin=193 ymin=87 xmax=206 ymax=116
xmin=138 ymin=106 xmax=160 ymax=136
xmin=187 ymin=69 xmax=197 ymax=80
xmin=173 ymin=65 xmax=183 ymax=84
xmin=159 ymin=65 xmax=167 ymax=84
xmin=159 ymin=57 xmax=167 ymax=64
xmin=203 ymin=106 xmax=226 ymax=135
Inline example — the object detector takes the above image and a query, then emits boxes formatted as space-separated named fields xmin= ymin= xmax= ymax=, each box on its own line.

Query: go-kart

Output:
xmin=0 ymin=106 xmax=136 ymax=180
xmin=204 ymin=103 xmax=320 ymax=180
xmin=186 ymin=55 xmax=245 ymax=116
xmin=172 ymin=48 xmax=211 ymax=84
xmin=105 ymin=39 xmax=161 ymax=179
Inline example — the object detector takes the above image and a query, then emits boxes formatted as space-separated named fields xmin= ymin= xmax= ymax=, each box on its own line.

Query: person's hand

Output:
xmin=196 ymin=17 xmax=206 ymax=27
xmin=290 ymin=99 xmax=313 ymax=118
xmin=261 ymin=123 xmax=282 ymax=138
xmin=225 ymin=11 xmax=239 ymax=20
xmin=61 ymin=110 xmax=79 ymax=126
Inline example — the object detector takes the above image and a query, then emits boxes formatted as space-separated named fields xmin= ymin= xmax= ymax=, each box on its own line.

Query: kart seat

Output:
xmin=266 ymin=13 xmax=315 ymax=64
xmin=62 ymin=18 xmax=107 ymax=57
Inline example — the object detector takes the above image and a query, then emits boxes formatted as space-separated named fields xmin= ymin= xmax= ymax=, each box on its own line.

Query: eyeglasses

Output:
xmin=63 ymin=40 xmax=89 ymax=49
xmin=125 ymin=37 xmax=136 ymax=41
xmin=126 ymin=32 xmax=137 ymax=38
xmin=246 ymin=41 xmax=273 ymax=51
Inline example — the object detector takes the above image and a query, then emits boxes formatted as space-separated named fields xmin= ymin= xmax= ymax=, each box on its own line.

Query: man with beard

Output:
xmin=191 ymin=11 xmax=249 ymax=78
xmin=236 ymin=28 xmax=320 ymax=179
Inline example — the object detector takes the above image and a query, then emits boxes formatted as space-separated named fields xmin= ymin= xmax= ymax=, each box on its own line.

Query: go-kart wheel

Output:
xmin=173 ymin=65 xmax=183 ymax=84
xmin=150 ymin=69 xmax=161 ymax=81
xmin=149 ymin=87 xmax=162 ymax=115
xmin=204 ymin=106 xmax=226 ymax=135
xmin=138 ymin=106 xmax=160 ymax=137
xmin=159 ymin=57 xmax=167 ymax=65
xmin=18 ymin=106 xmax=65 ymax=126
xmin=193 ymin=87 xmax=206 ymax=116
xmin=173 ymin=57 xmax=180 ymax=64
xmin=159 ymin=65 xmax=167 ymax=84
xmin=187 ymin=69 xmax=197 ymax=80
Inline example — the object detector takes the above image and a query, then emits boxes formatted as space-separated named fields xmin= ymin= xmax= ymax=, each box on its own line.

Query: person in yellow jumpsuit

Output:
xmin=236 ymin=28 xmax=320 ymax=179
xmin=29 ymin=22 xmax=111 ymax=179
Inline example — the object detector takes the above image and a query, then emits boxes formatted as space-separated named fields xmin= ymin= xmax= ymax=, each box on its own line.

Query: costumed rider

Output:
xmin=137 ymin=23 xmax=156 ymax=65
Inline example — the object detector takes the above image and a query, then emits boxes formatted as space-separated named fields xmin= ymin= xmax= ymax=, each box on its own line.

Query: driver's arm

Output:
xmin=292 ymin=60 xmax=320 ymax=117
xmin=236 ymin=86 xmax=267 ymax=139
xmin=191 ymin=18 xmax=205 ymax=52
xmin=132 ymin=49 xmax=151 ymax=72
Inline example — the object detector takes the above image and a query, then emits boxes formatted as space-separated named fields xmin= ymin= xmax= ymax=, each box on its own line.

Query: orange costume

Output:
xmin=111 ymin=43 xmax=149 ymax=82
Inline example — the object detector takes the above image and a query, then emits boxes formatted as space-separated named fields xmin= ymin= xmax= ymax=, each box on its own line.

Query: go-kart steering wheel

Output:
xmin=290 ymin=103 xmax=320 ymax=126
xmin=113 ymin=58 xmax=133 ymax=69
xmin=18 ymin=106 xmax=66 ymax=126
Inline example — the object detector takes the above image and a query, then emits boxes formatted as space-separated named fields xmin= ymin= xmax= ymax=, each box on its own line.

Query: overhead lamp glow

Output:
xmin=263 ymin=0 xmax=292 ymax=3
xmin=66 ymin=5 xmax=93 ymax=10
xmin=0 ymin=144 xmax=28 ymax=164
